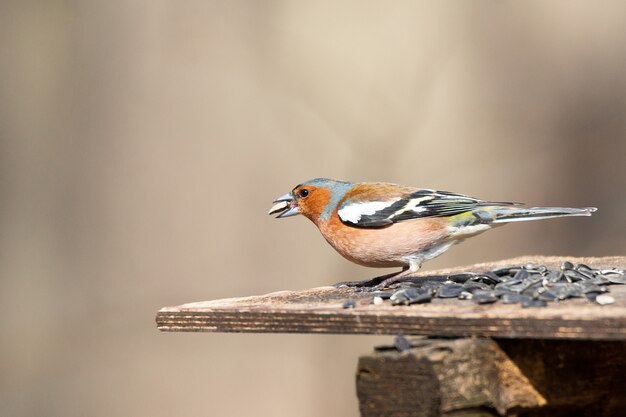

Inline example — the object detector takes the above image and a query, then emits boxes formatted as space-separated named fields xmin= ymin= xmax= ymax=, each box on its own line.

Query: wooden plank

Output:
xmin=156 ymin=256 xmax=626 ymax=340
xmin=357 ymin=338 xmax=626 ymax=417
xmin=357 ymin=338 xmax=545 ymax=417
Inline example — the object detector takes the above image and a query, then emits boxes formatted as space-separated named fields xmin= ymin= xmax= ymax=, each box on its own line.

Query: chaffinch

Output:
xmin=269 ymin=178 xmax=597 ymax=287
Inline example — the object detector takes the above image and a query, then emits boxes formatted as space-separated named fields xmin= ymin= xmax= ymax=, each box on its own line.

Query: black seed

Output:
xmin=501 ymin=293 xmax=525 ymax=304
xmin=567 ymin=285 xmax=584 ymax=298
xmin=394 ymin=335 xmax=412 ymax=352
xmin=390 ymin=289 xmax=406 ymax=301
xmin=537 ymin=290 xmax=559 ymax=302
xmin=462 ymin=281 xmax=492 ymax=292
xmin=601 ymin=269 xmax=623 ymax=274
xmin=606 ymin=274 xmax=626 ymax=285
xmin=458 ymin=291 xmax=473 ymax=300
xmin=522 ymin=299 xmax=548 ymax=308
xmin=564 ymin=270 xmax=586 ymax=281
xmin=578 ymin=281 xmax=606 ymax=294
xmin=492 ymin=266 xmax=518 ymax=277
xmin=438 ymin=283 xmax=464 ymax=298
xmin=577 ymin=269 xmax=595 ymax=279
xmin=407 ymin=289 xmax=433 ymax=305
xmin=469 ymin=273 xmax=501 ymax=285
xmin=591 ymin=275 xmax=610 ymax=285
xmin=471 ymin=290 xmax=498 ymax=304
xmin=522 ymin=286 xmax=543 ymax=299
xmin=401 ymin=287 xmax=419 ymax=301
xmin=446 ymin=273 xmax=475 ymax=283
xmin=495 ymin=281 xmax=523 ymax=293
xmin=546 ymin=283 xmax=573 ymax=300
xmin=513 ymin=269 xmax=530 ymax=281
xmin=545 ymin=270 xmax=564 ymax=282
xmin=342 ymin=300 xmax=356 ymax=309
xmin=374 ymin=261 xmax=618 ymax=308
xmin=390 ymin=289 xmax=410 ymax=305
xmin=483 ymin=271 xmax=503 ymax=282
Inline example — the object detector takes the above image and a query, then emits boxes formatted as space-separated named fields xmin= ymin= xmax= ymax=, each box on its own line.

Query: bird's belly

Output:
xmin=319 ymin=218 xmax=450 ymax=268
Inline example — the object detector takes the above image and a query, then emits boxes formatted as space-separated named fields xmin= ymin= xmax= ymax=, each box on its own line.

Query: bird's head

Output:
xmin=268 ymin=178 xmax=353 ymax=224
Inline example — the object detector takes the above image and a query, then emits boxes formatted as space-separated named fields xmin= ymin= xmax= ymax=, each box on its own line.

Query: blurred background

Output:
xmin=1 ymin=1 xmax=625 ymax=416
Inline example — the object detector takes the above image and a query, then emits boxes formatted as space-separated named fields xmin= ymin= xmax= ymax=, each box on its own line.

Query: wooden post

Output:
xmin=356 ymin=338 xmax=626 ymax=417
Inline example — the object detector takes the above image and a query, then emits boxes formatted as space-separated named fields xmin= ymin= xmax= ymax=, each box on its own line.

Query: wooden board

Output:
xmin=357 ymin=338 xmax=626 ymax=417
xmin=156 ymin=256 xmax=626 ymax=340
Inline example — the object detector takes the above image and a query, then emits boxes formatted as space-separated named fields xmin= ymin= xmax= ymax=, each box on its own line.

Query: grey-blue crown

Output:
xmin=296 ymin=178 xmax=353 ymax=191
xmin=295 ymin=178 xmax=354 ymax=221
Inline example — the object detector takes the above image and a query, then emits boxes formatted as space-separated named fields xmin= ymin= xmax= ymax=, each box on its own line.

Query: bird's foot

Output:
xmin=335 ymin=271 xmax=402 ymax=289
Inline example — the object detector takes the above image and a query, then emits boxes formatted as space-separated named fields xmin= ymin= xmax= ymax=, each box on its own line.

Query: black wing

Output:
xmin=337 ymin=189 xmax=519 ymax=228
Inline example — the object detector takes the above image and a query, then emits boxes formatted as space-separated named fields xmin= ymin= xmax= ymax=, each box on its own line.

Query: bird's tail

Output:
xmin=487 ymin=206 xmax=597 ymax=224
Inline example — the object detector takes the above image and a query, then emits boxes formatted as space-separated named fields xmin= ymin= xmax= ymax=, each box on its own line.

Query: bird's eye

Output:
xmin=299 ymin=189 xmax=309 ymax=198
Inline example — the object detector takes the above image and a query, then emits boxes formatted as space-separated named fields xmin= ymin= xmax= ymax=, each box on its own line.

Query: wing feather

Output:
xmin=338 ymin=188 xmax=520 ymax=228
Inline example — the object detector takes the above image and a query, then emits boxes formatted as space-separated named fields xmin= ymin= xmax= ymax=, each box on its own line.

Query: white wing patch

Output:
xmin=391 ymin=195 xmax=432 ymax=216
xmin=338 ymin=201 xmax=398 ymax=224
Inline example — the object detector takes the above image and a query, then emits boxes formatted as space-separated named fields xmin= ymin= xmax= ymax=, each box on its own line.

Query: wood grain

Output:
xmin=156 ymin=256 xmax=626 ymax=340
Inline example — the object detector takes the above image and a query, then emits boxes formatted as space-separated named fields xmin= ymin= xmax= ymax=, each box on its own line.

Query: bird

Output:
xmin=268 ymin=178 xmax=597 ymax=288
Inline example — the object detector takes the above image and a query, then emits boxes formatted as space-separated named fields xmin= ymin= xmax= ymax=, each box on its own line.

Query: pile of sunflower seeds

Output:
xmin=368 ymin=262 xmax=625 ymax=308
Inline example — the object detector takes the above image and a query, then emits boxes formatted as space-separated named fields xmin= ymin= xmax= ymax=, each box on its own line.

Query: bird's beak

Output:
xmin=268 ymin=192 xmax=300 ymax=218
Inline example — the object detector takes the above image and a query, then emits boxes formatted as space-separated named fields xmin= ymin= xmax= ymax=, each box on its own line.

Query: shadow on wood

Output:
xmin=357 ymin=338 xmax=626 ymax=417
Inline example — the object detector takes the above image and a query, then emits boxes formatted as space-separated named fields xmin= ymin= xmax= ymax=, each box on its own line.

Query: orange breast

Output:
xmin=317 ymin=214 xmax=449 ymax=268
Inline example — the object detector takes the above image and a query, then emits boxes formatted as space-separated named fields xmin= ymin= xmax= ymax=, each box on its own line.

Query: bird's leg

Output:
xmin=336 ymin=260 xmax=423 ymax=289
xmin=375 ymin=260 xmax=422 ymax=289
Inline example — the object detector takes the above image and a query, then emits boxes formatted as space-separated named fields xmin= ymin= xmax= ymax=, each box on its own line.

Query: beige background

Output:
xmin=2 ymin=1 xmax=626 ymax=416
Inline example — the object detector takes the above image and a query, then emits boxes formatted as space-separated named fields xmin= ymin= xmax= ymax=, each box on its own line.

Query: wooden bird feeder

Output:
xmin=156 ymin=256 xmax=626 ymax=417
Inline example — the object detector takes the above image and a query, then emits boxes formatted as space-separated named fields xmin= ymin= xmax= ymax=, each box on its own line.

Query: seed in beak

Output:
xmin=268 ymin=201 xmax=290 ymax=215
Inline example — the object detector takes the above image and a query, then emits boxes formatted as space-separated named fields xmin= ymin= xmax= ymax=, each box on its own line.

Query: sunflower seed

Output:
xmin=546 ymin=283 xmax=573 ymax=300
xmin=591 ymin=275 xmax=610 ymax=285
xmin=470 ymin=272 xmax=502 ymax=284
xmin=522 ymin=299 xmax=548 ymax=308
xmin=438 ymin=283 xmax=464 ymax=298
xmin=537 ymin=289 xmax=559 ymax=302
xmin=606 ymin=274 xmax=626 ymax=284
xmin=447 ymin=273 xmax=475 ymax=283
xmin=514 ymin=269 xmax=530 ymax=281
xmin=501 ymin=293 xmax=531 ymax=304
xmin=394 ymin=335 xmax=412 ymax=352
xmin=492 ymin=266 xmax=518 ymax=277
xmin=462 ymin=281 xmax=492 ymax=292
xmin=407 ymin=289 xmax=433 ymax=305
xmin=458 ymin=291 xmax=473 ymax=300
xmin=391 ymin=289 xmax=410 ymax=305
xmin=471 ymin=290 xmax=498 ymax=304
xmin=545 ymin=271 xmax=565 ymax=282
xmin=368 ymin=260 xmax=624 ymax=308
xmin=342 ymin=300 xmax=356 ymax=309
